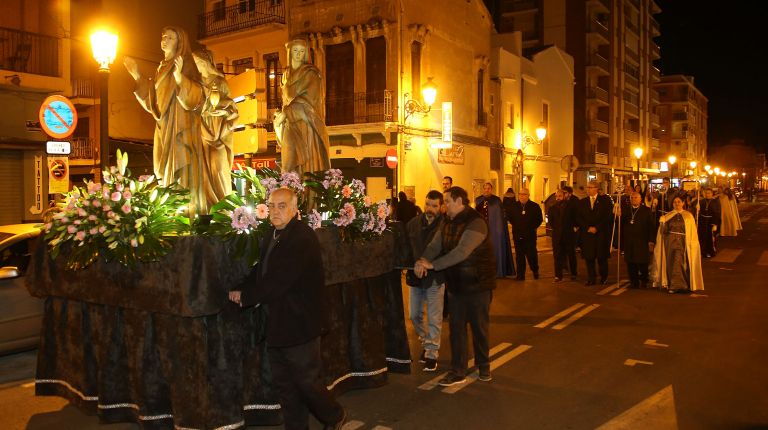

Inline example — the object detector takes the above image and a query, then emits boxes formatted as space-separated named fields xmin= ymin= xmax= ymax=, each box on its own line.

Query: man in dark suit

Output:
xmin=229 ymin=188 xmax=346 ymax=430
xmin=577 ymin=181 xmax=614 ymax=285
xmin=560 ymin=186 xmax=580 ymax=280
xmin=619 ymin=191 xmax=656 ymax=288
xmin=508 ymin=188 xmax=543 ymax=280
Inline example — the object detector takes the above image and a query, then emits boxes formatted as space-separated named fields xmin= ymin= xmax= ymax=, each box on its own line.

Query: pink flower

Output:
xmin=75 ymin=231 xmax=86 ymax=241
xmin=121 ymin=203 xmax=132 ymax=214
xmin=92 ymin=199 xmax=102 ymax=207
xmin=44 ymin=222 xmax=52 ymax=232
xmin=98 ymin=226 xmax=106 ymax=234
xmin=103 ymin=189 xmax=111 ymax=199
xmin=88 ymin=215 xmax=97 ymax=221
xmin=67 ymin=225 xmax=77 ymax=234
xmin=116 ymin=174 xmax=124 ymax=182
xmin=102 ymin=204 xmax=111 ymax=212
xmin=255 ymin=203 xmax=269 ymax=219
xmin=116 ymin=183 xmax=124 ymax=192
xmin=341 ymin=185 xmax=352 ymax=198
xmin=122 ymin=190 xmax=132 ymax=200
xmin=308 ymin=209 xmax=322 ymax=230
xmin=111 ymin=192 xmax=121 ymax=202
xmin=77 ymin=208 xmax=87 ymax=217
xmin=61 ymin=216 xmax=70 ymax=223
xmin=74 ymin=220 xmax=81 ymax=225
xmin=364 ymin=196 xmax=372 ymax=207
xmin=89 ymin=227 xmax=98 ymax=235
xmin=87 ymin=182 xmax=102 ymax=194
xmin=82 ymin=199 xmax=90 ymax=206
xmin=130 ymin=238 xmax=139 ymax=247
xmin=107 ymin=211 xmax=116 ymax=219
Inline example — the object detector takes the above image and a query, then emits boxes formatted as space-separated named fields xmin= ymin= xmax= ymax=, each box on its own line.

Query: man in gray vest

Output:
xmin=415 ymin=186 xmax=496 ymax=386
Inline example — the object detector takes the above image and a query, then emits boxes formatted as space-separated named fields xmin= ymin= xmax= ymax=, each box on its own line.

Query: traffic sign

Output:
xmin=46 ymin=140 xmax=71 ymax=155
xmin=48 ymin=156 xmax=70 ymax=194
xmin=385 ymin=148 xmax=398 ymax=169
xmin=39 ymin=95 xmax=78 ymax=139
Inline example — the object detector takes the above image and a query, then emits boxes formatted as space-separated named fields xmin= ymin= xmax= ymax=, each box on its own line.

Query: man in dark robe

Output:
xmin=508 ymin=188 xmax=543 ymax=280
xmin=619 ymin=192 xmax=656 ymax=288
xmin=475 ymin=182 xmax=515 ymax=278
xmin=577 ymin=181 xmax=614 ymax=285
xmin=694 ymin=187 xmax=721 ymax=258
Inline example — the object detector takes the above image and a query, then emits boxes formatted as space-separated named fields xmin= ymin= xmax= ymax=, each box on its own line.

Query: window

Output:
xmin=325 ymin=42 xmax=355 ymax=125
xmin=264 ymin=53 xmax=282 ymax=109
xmin=507 ymin=103 xmax=515 ymax=128
xmin=213 ymin=1 xmax=225 ymax=21
xmin=410 ymin=41 xmax=421 ymax=98
xmin=239 ymin=0 xmax=256 ymax=13
xmin=366 ymin=37 xmax=386 ymax=97
xmin=477 ymin=68 xmax=486 ymax=126
xmin=232 ymin=57 xmax=253 ymax=75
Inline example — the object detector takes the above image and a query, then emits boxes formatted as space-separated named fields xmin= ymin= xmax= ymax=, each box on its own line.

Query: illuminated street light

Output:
xmin=404 ymin=77 xmax=437 ymax=120
xmin=90 ymin=29 xmax=118 ymax=175
xmin=633 ymin=147 xmax=643 ymax=180
xmin=668 ymin=155 xmax=677 ymax=181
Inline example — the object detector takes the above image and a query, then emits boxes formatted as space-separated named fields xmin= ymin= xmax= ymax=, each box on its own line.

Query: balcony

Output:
xmin=587 ymin=86 xmax=609 ymax=104
xmin=624 ymin=71 xmax=639 ymax=89
xmin=587 ymin=19 xmax=610 ymax=43
xmin=672 ymin=112 xmax=688 ymax=121
xmin=624 ymin=129 xmax=639 ymax=143
xmin=626 ymin=20 xmax=639 ymax=35
xmin=588 ymin=118 xmax=609 ymax=134
xmin=650 ymin=137 xmax=660 ymax=150
xmin=650 ymin=112 xmax=660 ymax=125
xmin=650 ymin=42 xmax=660 ymax=60
xmin=70 ymin=137 xmax=96 ymax=160
xmin=650 ymin=66 xmax=661 ymax=82
xmin=650 ymin=17 xmax=661 ymax=37
xmin=198 ymin=0 xmax=286 ymax=39
xmin=325 ymin=90 xmax=394 ymax=126
xmin=0 ymin=26 xmax=59 ymax=76
xmin=625 ymin=47 xmax=640 ymax=63
xmin=586 ymin=52 xmax=609 ymax=75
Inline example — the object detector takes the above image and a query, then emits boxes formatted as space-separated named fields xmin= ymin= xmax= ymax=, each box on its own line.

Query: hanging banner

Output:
xmin=48 ymin=156 xmax=70 ymax=194
xmin=29 ymin=155 xmax=44 ymax=215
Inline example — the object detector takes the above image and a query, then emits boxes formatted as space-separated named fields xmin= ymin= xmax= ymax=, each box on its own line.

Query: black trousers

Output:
xmin=513 ymin=237 xmax=539 ymax=277
xmin=553 ymin=239 xmax=578 ymax=278
xmin=268 ymin=337 xmax=344 ymax=430
xmin=698 ymin=223 xmax=717 ymax=257
xmin=626 ymin=261 xmax=649 ymax=287
xmin=584 ymin=257 xmax=608 ymax=282
xmin=448 ymin=290 xmax=492 ymax=376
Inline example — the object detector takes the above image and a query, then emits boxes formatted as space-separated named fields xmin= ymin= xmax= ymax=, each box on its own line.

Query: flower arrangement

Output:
xmin=44 ymin=150 xmax=190 ymax=270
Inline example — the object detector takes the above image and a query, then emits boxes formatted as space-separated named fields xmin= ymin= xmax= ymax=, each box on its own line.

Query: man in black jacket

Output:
xmin=507 ymin=188 xmax=543 ymax=280
xmin=229 ymin=188 xmax=345 ymax=430
xmin=619 ymin=192 xmax=656 ymax=288
xmin=406 ymin=190 xmax=446 ymax=372
xmin=577 ymin=181 xmax=614 ymax=285
xmin=560 ymin=186 xmax=580 ymax=280
xmin=415 ymin=186 xmax=496 ymax=386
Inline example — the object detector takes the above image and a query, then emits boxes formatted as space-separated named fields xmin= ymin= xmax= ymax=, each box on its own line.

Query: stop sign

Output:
xmin=385 ymin=148 xmax=398 ymax=169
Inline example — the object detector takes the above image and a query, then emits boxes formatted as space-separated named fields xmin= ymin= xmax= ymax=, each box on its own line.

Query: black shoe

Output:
xmin=533 ymin=272 xmax=539 ymax=279
xmin=553 ymin=277 xmax=562 ymax=283
xmin=423 ymin=358 xmax=438 ymax=372
xmin=515 ymin=276 xmax=525 ymax=281
xmin=585 ymin=280 xmax=596 ymax=286
xmin=571 ymin=275 xmax=578 ymax=281
xmin=438 ymin=372 xmax=467 ymax=387
xmin=600 ymin=278 xmax=608 ymax=285
xmin=478 ymin=368 xmax=492 ymax=382
xmin=418 ymin=350 xmax=426 ymax=363
xmin=325 ymin=409 xmax=347 ymax=430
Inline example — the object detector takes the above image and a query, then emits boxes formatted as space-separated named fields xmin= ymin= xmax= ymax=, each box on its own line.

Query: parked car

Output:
xmin=0 ymin=224 xmax=44 ymax=356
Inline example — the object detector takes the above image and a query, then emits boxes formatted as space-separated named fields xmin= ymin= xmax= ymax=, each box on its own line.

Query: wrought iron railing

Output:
xmin=71 ymin=78 xmax=95 ymax=98
xmin=70 ymin=137 xmax=96 ymax=160
xmin=0 ymin=26 xmax=59 ymax=76
xmin=325 ymin=90 xmax=393 ymax=126
xmin=198 ymin=0 xmax=286 ymax=39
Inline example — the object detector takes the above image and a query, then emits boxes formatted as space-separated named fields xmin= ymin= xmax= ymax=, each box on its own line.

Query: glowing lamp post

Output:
xmin=404 ymin=77 xmax=437 ymax=120
xmin=668 ymin=155 xmax=677 ymax=182
xmin=91 ymin=30 xmax=118 ymax=175
xmin=633 ymin=147 xmax=643 ymax=180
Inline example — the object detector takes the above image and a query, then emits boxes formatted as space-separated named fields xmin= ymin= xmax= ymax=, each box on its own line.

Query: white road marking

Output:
xmin=441 ymin=345 xmax=533 ymax=394
xmin=342 ymin=421 xmax=365 ymax=430
xmin=21 ymin=381 xmax=35 ymax=388
xmin=418 ymin=342 xmax=512 ymax=390
xmin=690 ymin=293 xmax=708 ymax=298
xmin=371 ymin=426 xmax=393 ymax=430
xmin=534 ymin=303 xmax=585 ymax=328
xmin=596 ymin=385 xmax=678 ymax=430
xmin=757 ymin=251 xmax=768 ymax=266
xmin=610 ymin=286 xmax=629 ymax=296
xmin=552 ymin=304 xmax=600 ymax=330
xmin=624 ymin=359 xmax=654 ymax=366
xmin=710 ymin=248 xmax=742 ymax=263
xmin=644 ymin=339 xmax=669 ymax=348
xmin=597 ymin=281 xmax=629 ymax=295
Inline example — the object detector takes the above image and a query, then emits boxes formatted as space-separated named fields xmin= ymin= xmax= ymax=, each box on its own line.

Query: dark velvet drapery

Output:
xmin=26 ymin=229 xmax=410 ymax=430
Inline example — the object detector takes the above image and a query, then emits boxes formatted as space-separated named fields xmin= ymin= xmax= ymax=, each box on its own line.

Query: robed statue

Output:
xmin=273 ymin=39 xmax=331 ymax=180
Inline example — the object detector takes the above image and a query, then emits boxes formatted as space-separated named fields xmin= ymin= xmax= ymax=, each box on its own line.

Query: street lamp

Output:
xmin=90 ymin=29 xmax=118 ymax=177
xmin=404 ymin=77 xmax=437 ymax=121
xmin=668 ymin=155 xmax=677 ymax=183
xmin=515 ymin=123 xmax=547 ymax=191
xmin=633 ymin=147 xmax=643 ymax=181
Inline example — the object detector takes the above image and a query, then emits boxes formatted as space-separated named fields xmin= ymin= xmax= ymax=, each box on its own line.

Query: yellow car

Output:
xmin=0 ymin=224 xmax=44 ymax=355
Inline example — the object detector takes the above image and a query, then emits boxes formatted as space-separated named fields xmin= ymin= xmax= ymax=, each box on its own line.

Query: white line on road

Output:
xmin=441 ymin=345 xmax=533 ymax=394
xmin=342 ymin=420 xmax=365 ymax=430
xmin=371 ymin=426 xmax=393 ymax=430
xmin=758 ymin=251 xmax=768 ymax=266
xmin=610 ymin=286 xmax=629 ymax=296
xmin=418 ymin=342 xmax=513 ymax=390
xmin=644 ymin=339 xmax=669 ymax=348
xmin=534 ymin=303 xmax=585 ymax=328
xmin=552 ymin=304 xmax=600 ymax=330
xmin=624 ymin=358 xmax=654 ymax=366
xmin=710 ymin=248 xmax=743 ymax=263
xmin=596 ymin=385 xmax=678 ymax=430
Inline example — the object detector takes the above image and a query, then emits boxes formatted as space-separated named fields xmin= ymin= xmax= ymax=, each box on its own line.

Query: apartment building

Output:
xmin=485 ymin=0 xmax=666 ymax=191
xmin=654 ymin=74 xmax=708 ymax=179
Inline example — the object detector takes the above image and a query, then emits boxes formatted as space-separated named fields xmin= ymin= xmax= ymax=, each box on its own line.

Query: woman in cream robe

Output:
xmin=718 ymin=188 xmax=742 ymax=236
xmin=652 ymin=196 xmax=704 ymax=293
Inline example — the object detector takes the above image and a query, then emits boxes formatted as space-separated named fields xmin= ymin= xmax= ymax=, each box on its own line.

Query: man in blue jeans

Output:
xmin=406 ymin=190 xmax=446 ymax=371
xmin=415 ymin=186 xmax=496 ymax=386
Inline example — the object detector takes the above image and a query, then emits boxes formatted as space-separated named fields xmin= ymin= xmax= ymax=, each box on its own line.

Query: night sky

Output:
xmin=656 ymin=1 xmax=767 ymax=154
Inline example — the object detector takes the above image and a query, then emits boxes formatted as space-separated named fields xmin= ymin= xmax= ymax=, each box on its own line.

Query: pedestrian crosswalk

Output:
xmin=534 ymin=303 xmax=600 ymax=329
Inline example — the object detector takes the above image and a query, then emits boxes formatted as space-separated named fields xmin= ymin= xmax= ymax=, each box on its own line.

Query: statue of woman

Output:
xmin=174 ymin=49 xmax=238 ymax=209
xmin=273 ymin=39 xmax=331 ymax=180
xmin=123 ymin=26 xmax=207 ymax=215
